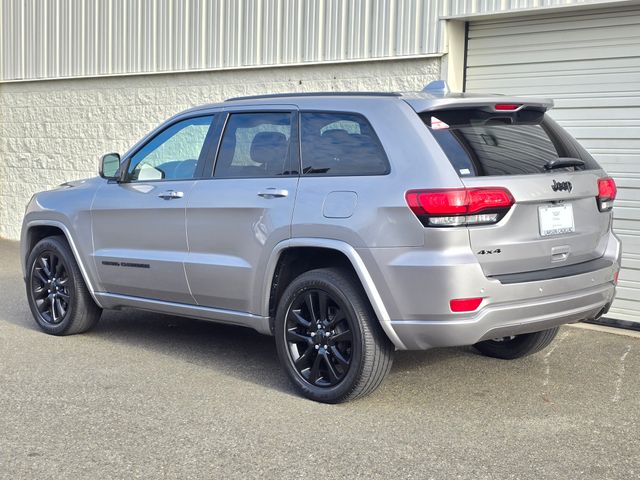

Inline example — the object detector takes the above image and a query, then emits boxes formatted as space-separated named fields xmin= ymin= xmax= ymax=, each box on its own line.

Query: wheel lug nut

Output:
xmin=315 ymin=345 xmax=319 ymax=350
xmin=310 ymin=332 xmax=315 ymax=337
xmin=323 ymin=345 xmax=328 ymax=349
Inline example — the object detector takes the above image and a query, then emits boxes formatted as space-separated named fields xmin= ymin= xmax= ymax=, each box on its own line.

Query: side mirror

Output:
xmin=99 ymin=153 xmax=121 ymax=180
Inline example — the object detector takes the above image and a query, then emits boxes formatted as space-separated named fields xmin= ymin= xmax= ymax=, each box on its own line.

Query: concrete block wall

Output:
xmin=0 ymin=57 xmax=440 ymax=240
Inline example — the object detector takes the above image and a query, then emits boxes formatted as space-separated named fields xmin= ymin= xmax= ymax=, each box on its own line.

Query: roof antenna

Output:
xmin=422 ymin=80 xmax=450 ymax=95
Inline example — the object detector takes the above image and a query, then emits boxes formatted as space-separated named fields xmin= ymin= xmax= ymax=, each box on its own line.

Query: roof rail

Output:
xmin=225 ymin=91 xmax=401 ymax=101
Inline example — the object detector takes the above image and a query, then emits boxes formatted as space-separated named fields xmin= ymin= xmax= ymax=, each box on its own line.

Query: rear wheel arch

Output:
xmin=264 ymin=240 xmax=405 ymax=349
xmin=268 ymin=246 xmax=357 ymax=318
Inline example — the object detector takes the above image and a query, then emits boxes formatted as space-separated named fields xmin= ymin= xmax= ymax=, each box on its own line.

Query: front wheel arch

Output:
xmin=23 ymin=221 xmax=102 ymax=308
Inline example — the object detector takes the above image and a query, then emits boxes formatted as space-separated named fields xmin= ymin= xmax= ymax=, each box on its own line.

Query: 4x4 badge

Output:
xmin=551 ymin=180 xmax=572 ymax=192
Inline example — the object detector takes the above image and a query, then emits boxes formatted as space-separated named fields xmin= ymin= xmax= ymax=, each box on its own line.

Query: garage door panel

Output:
xmin=600 ymin=166 xmax=640 ymax=177
xmin=615 ymin=207 xmax=640 ymax=225
xmin=467 ymin=45 xmax=635 ymax=68
xmin=564 ymin=127 xmax=640 ymax=142
xmin=465 ymin=76 xmax=640 ymax=95
xmin=551 ymin=108 xmax=640 ymax=122
xmin=620 ymin=267 xmax=640 ymax=283
xmin=617 ymin=234 xmax=640 ymax=255
xmin=612 ymin=287 xmax=640 ymax=304
xmin=611 ymin=187 xmax=640 ymax=203
xmin=608 ymin=307 xmax=640 ymax=322
xmin=597 ymin=167 xmax=640 ymax=178
xmin=469 ymin=24 xmax=638 ymax=53
xmin=620 ymin=254 xmax=640 ymax=271
xmin=468 ymin=8 xmax=640 ymax=37
xmin=467 ymin=70 xmax=640 ymax=89
xmin=552 ymin=93 xmax=640 ymax=107
xmin=466 ymin=6 xmax=640 ymax=324
xmin=468 ymin=75 xmax=640 ymax=95
xmin=467 ymin=57 xmax=640 ymax=79
xmin=578 ymin=138 xmax=640 ymax=150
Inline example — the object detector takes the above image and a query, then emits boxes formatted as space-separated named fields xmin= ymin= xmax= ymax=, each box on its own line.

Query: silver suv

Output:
xmin=21 ymin=82 xmax=621 ymax=403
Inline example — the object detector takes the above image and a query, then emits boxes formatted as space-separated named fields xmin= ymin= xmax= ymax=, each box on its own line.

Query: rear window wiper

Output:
xmin=544 ymin=157 xmax=585 ymax=170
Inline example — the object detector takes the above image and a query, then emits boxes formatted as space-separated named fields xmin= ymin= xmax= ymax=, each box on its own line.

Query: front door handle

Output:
xmin=158 ymin=190 xmax=184 ymax=200
xmin=257 ymin=188 xmax=289 ymax=199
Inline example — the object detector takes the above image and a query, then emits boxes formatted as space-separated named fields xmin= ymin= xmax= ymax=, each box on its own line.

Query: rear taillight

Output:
xmin=597 ymin=177 xmax=617 ymax=212
xmin=405 ymin=188 xmax=514 ymax=227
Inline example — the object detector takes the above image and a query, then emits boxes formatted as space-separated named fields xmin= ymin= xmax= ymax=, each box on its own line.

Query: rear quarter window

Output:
xmin=422 ymin=110 xmax=600 ymax=177
xmin=300 ymin=112 xmax=389 ymax=176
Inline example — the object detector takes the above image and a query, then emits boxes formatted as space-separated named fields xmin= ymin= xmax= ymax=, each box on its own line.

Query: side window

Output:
xmin=128 ymin=115 xmax=215 ymax=181
xmin=300 ymin=112 xmax=389 ymax=176
xmin=214 ymin=112 xmax=292 ymax=178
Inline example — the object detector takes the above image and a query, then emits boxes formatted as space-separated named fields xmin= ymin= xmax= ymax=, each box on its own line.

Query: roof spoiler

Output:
xmin=403 ymin=81 xmax=554 ymax=113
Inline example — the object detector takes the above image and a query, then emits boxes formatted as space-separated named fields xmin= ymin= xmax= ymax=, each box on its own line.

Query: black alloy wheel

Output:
xmin=30 ymin=250 xmax=71 ymax=325
xmin=274 ymin=268 xmax=394 ymax=403
xmin=285 ymin=288 xmax=353 ymax=387
xmin=26 ymin=236 xmax=101 ymax=335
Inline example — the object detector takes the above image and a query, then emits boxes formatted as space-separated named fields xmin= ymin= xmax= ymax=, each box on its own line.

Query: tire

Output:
xmin=25 ymin=235 xmax=101 ymax=335
xmin=473 ymin=327 xmax=560 ymax=360
xmin=274 ymin=268 xmax=394 ymax=403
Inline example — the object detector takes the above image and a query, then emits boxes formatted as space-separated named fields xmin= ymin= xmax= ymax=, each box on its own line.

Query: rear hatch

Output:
xmin=419 ymin=104 xmax=613 ymax=277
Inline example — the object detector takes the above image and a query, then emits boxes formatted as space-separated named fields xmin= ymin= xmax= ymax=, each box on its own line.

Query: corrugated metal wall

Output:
xmin=2 ymin=0 xmax=631 ymax=82
xmin=0 ymin=0 xmax=446 ymax=82
xmin=465 ymin=5 xmax=640 ymax=323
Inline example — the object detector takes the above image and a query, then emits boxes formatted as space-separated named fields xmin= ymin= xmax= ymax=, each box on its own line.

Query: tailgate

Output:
xmin=461 ymin=172 xmax=609 ymax=276
xmin=420 ymin=106 xmax=614 ymax=277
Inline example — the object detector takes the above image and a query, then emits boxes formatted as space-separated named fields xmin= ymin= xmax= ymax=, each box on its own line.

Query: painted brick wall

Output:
xmin=0 ymin=57 xmax=440 ymax=240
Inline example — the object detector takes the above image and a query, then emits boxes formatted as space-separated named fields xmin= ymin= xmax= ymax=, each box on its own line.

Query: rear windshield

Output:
xmin=422 ymin=108 xmax=600 ymax=177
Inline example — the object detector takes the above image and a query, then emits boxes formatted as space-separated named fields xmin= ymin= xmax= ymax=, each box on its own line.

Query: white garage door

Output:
xmin=465 ymin=6 xmax=640 ymax=323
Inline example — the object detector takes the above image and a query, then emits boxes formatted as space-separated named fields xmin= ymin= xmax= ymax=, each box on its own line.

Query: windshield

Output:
xmin=422 ymin=109 xmax=600 ymax=177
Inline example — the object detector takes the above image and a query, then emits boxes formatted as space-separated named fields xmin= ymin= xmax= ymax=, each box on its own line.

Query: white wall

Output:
xmin=0 ymin=57 xmax=440 ymax=240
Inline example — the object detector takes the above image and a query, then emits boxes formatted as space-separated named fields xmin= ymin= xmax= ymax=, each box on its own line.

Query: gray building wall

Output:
xmin=0 ymin=0 xmax=446 ymax=81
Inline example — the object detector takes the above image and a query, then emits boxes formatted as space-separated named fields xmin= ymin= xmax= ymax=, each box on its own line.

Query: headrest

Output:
xmin=250 ymin=131 xmax=288 ymax=166
xmin=321 ymin=129 xmax=353 ymax=144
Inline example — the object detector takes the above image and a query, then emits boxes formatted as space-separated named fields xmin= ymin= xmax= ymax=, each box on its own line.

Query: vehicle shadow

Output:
xmin=91 ymin=309 xmax=477 ymax=396
xmin=92 ymin=308 xmax=296 ymax=395
xmin=1 ymin=239 xmax=484 ymax=399
xmin=5 ymin=291 xmax=480 ymax=399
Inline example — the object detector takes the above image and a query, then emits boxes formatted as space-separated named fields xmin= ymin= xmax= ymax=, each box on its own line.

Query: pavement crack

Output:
xmin=612 ymin=345 xmax=632 ymax=403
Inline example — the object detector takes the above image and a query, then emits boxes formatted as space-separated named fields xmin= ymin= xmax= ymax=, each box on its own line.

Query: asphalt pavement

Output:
xmin=1 ymin=239 xmax=639 ymax=479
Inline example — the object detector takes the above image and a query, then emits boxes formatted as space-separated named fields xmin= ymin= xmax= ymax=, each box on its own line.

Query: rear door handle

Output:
xmin=257 ymin=188 xmax=289 ymax=199
xmin=158 ymin=190 xmax=184 ymax=200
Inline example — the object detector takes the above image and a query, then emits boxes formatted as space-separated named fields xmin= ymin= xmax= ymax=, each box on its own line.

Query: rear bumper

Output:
xmin=391 ymin=282 xmax=615 ymax=349
xmin=358 ymin=231 xmax=621 ymax=350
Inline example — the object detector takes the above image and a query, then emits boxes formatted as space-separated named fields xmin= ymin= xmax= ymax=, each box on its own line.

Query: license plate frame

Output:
xmin=538 ymin=204 xmax=575 ymax=237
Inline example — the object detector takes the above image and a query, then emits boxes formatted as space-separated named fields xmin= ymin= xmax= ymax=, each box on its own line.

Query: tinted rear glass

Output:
xmin=422 ymin=109 xmax=600 ymax=177
xmin=300 ymin=112 xmax=389 ymax=176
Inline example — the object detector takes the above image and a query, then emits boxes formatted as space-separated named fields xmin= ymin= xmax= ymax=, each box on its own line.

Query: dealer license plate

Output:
xmin=538 ymin=204 xmax=575 ymax=237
